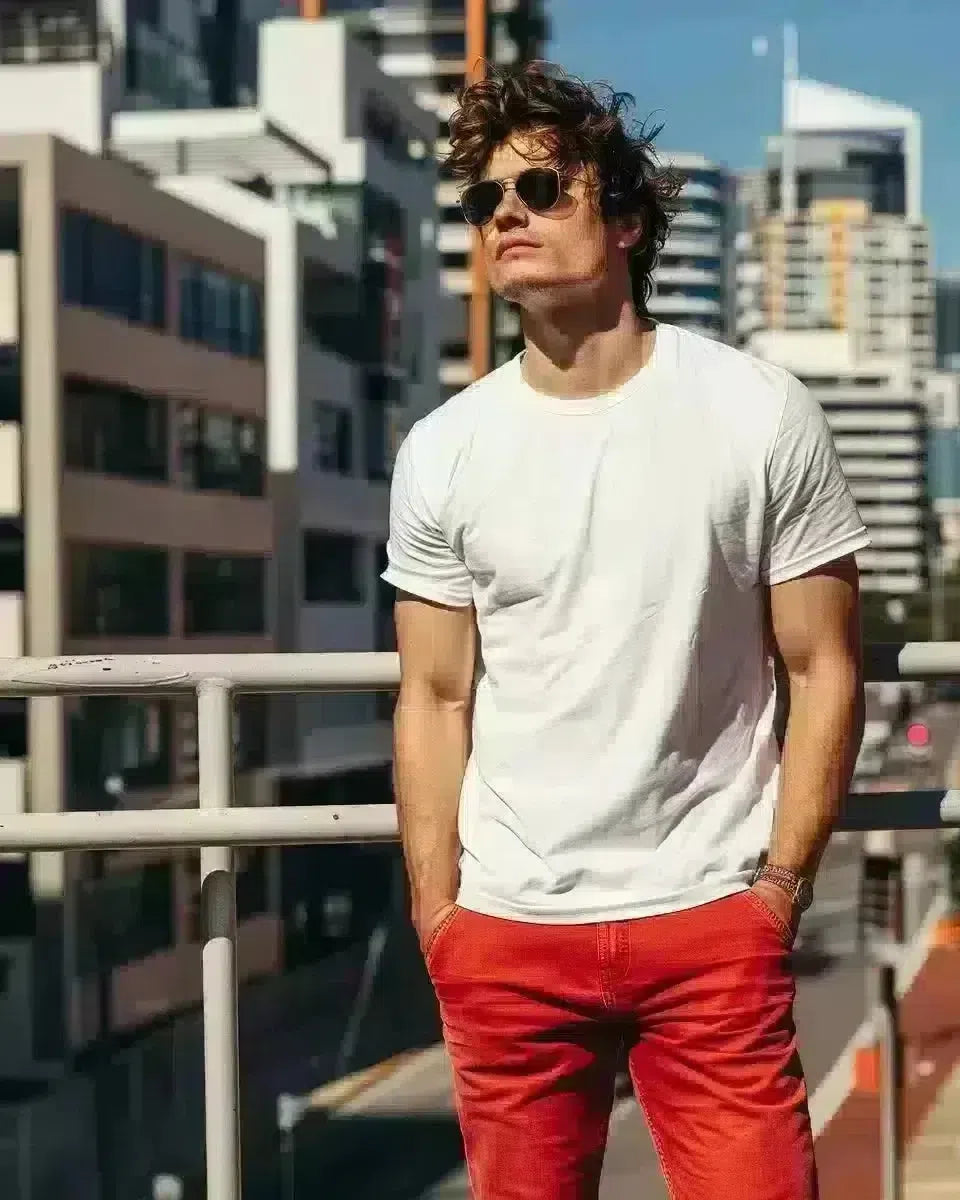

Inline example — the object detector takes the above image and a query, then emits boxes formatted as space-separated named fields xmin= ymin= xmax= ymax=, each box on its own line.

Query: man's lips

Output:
xmin=497 ymin=238 xmax=541 ymax=258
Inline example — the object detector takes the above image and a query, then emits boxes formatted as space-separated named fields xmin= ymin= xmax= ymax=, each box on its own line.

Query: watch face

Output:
xmin=795 ymin=879 xmax=814 ymax=911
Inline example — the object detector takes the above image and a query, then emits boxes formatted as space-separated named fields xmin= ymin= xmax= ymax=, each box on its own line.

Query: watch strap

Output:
xmin=753 ymin=864 xmax=813 ymax=908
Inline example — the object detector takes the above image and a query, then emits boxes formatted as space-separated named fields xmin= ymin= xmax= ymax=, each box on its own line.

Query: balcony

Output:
xmin=0 ymin=648 xmax=957 ymax=1200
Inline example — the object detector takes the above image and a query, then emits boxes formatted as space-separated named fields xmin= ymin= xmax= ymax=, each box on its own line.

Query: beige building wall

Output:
xmin=1 ymin=133 xmax=279 ymax=1052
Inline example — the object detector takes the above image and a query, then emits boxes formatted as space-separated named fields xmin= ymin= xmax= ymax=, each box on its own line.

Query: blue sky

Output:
xmin=548 ymin=0 xmax=960 ymax=270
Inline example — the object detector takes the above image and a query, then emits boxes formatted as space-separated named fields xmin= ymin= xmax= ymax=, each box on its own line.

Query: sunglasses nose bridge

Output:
xmin=493 ymin=179 xmax=526 ymax=219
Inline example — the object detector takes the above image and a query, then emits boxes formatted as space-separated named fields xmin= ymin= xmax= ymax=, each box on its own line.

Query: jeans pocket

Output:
xmin=424 ymin=905 xmax=462 ymax=971
xmin=744 ymin=889 xmax=796 ymax=947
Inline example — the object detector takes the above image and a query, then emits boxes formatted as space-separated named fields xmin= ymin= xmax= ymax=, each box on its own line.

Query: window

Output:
xmin=78 ymin=862 xmax=175 ymax=975
xmin=301 ymin=260 xmax=367 ymax=361
xmin=61 ymin=210 xmax=166 ymax=328
xmin=236 ymin=848 xmax=267 ymax=920
xmin=184 ymin=553 xmax=265 ymax=635
xmin=365 ymin=373 xmax=404 ymax=481
xmin=302 ymin=532 xmax=364 ymax=604
xmin=431 ymin=31 xmax=465 ymax=58
xmin=177 ymin=404 xmax=265 ymax=496
xmin=69 ymin=545 xmax=169 ymax=636
xmin=234 ymin=694 xmax=268 ymax=770
xmin=362 ymin=95 xmax=411 ymax=163
xmin=70 ymin=697 xmax=171 ymax=801
xmin=0 ymin=702 xmax=26 ymax=758
xmin=179 ymin=260 xmax=263 ymax=358
xmin=311 ymin=402 xmax=352 ymax=474
xmin=64 ymin=378 xmax=168 ymax=482
xmin=0 ymin=521 xmax=24 ymax=590
xmin=0 ymin=3 xmax=100 ymax=65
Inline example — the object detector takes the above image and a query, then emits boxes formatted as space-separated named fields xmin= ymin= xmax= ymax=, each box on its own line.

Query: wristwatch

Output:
xmin=752 ymin=863 xmax=815 ymax=912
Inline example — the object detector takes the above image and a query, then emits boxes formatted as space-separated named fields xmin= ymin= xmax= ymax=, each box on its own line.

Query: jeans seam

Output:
xmin=424 ymin=904 xmax=460 ymax=967
xmin=629 ymin=1070 xmax=679 ymax=1200
xmin=745 ymin=889 xmax=794 ymax=944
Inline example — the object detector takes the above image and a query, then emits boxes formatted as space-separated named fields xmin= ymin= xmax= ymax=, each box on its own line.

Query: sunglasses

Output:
xmin=459 ymin=167 xmax=563 ymax=227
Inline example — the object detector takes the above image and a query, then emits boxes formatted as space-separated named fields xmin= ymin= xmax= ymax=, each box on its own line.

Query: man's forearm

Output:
xmin=393 ymin=698 xmax=471 ymax=924
xmin=768 ymin=658 xmax=865 ymax=880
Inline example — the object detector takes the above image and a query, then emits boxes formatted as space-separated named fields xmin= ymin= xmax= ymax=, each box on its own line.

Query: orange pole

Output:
xmin=299 ymin=0 xmax=324 ymax=17
xmin=466 ymin=0 xmax=492 ymax=381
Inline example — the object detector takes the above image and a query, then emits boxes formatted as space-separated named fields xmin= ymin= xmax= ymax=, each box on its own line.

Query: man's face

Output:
xmin=474 ymin=132 xmax=626 ymax=308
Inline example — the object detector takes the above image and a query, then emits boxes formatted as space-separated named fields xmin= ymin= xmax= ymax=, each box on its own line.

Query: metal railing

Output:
xmin=1 ymin=644 xmax=959 ymax=1200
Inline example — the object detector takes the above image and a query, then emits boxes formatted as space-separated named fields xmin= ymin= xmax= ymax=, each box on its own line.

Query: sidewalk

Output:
xmin=906 ymin=1061 xmax=960 ymax=1198
xmin=815 ymin=928 xmax=960 ymax=1199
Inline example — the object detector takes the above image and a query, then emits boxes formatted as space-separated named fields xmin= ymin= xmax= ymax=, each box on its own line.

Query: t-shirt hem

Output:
xmin=380 ymin=566 xmax=473 ymax=609
xmin=764 ymin=527 xmax=872 ymax=587
xmin=455 ymin=875 xmax=754 ymax=924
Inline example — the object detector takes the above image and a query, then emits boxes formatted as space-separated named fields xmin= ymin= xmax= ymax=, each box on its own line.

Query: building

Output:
xmin=324 ymin=0 xmax=549 ymax=394
xmin=935 ymin=273 xmax=960 ymax=370
xmin=743 ymin=77 xmax=935 ymax=593
xmin=0 ymin=132 xmax=276 ymax=1078
xmin=651 ymin=153 xmax=733 ymax=341
xmin=740 ymin=79 xmax=934 ymax=367
xmin=127 ymin=22 xmax=440 ymax=960
xmin=924 ymin=369 xmax=960 ymax=570
xmin=751 ymin=329 xmax=930 ymax=596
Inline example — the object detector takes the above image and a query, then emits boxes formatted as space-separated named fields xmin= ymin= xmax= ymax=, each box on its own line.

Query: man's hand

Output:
xmin=750 ymin=878 xmax=799 ymax=935
xmin=415 ymin=900 xmax=458 ymax=956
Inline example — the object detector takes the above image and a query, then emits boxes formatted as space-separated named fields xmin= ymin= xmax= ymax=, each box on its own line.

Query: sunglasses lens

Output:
xmin=516 ymin=169 xmax=561 ymax=212
xmin=461 ymin=181 xmax=503 ymax=226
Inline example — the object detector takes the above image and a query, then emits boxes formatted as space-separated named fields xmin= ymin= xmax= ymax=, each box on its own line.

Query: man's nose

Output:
xmin=493 ymin=186 xmax=527 ymax=227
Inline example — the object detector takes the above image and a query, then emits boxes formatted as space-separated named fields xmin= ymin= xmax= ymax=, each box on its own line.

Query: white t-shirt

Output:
xmin=382 ymin=324 xmax=871 ymax=923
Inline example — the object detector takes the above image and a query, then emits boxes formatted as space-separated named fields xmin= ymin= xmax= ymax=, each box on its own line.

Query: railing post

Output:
xmin=197 ymin=680 xmax=241 ymax=1200
xmin=876 ymin=955 xmax=904 ymax=1200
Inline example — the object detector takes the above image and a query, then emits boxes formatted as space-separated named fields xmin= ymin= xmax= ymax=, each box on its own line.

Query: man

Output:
xmin=381 ymin=62 xmax=868 ymax=1200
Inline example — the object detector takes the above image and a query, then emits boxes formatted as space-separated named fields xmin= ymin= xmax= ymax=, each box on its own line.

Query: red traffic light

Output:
xmin=906 ymin=722 xmax=930 ymax=748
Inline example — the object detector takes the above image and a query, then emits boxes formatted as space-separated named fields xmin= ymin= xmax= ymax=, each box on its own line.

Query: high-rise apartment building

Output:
xmin=752 ymin=330 xmax=929 ymax=595
xmin=651 ymin=153 xmax=733 ymax=341
xmin=0 ymin=131 xmax=277 ymax=1077
xmin=744 ymin=77 xmax=935 ymax=595
xmin=741 ymin=80 xmax=934 ymax=366
xmin=323 ymin=0 xmax=549 ymax=394
xmin=935 ymin=273 xmax=960 ymax=370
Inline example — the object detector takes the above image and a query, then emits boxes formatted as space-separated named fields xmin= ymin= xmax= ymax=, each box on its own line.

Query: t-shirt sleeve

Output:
xmin=380 ymin=428 xmax=474 ymax=608
xmin=761 ymin=374 xmax=872 ymax=586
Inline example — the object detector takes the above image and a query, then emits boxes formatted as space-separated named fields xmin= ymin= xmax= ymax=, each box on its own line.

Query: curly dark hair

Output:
xmin=445 ymin=61 xmax=684 ymax=312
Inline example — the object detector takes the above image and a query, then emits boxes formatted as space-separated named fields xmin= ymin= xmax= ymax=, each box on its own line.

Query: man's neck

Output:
xmin=519 ymin=301 xmax=656 ymax=400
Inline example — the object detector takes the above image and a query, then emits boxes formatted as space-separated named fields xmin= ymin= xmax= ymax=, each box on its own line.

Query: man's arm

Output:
xmin=393 ymin=590 xmax=477 ymax=949
xmin=765 ymin=553 xmax=866 ymax=882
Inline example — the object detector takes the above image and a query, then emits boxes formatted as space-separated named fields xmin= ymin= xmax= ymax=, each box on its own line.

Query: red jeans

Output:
xmin=425 ymin=890 xmax=818 ymax=1200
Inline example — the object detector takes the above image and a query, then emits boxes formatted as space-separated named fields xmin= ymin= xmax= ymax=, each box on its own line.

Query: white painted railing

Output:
xmin=0 ymin=645 xmax=958 ymax=1200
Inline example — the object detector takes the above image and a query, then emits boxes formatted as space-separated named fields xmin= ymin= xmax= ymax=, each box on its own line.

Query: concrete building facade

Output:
xmin=751 ymin=329 xmax=930 ymax=596
xmin=651 ymin=153 xmax=733 ymax=341
xmin=0 ymin=132 xmax=277 ymax=1077
xmin=324 ymin=0 xmax=548 ymax=394
xmin=935 ymin=273 xmax=960 ymax=370
xmin=115 ymin=16 xmax=441 ymax=971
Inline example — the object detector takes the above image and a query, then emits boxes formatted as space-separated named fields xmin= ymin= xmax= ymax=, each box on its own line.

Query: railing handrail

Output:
xmin=2 ymin=643 xmax=960 ymax=699
xmin=0 ymin=648 xmax=957 ymax=1200
xmin=0 ymin=652 xmax=401 ymax=695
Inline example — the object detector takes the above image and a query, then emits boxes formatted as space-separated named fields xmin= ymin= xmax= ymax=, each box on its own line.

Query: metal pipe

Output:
xmin=877 ymin=959 xmax=904 ymax=1200
xmin=466 ymin=0 xmax=491 ymax=382
xmin=0 ymin=804 xmax=401 ymax=851
xmin=3 ymin=644 xmax=960 ymax=700
xmin=197 ymin=681 xmax=241 ymax=1200
xmin=0 ymin=652 xmax=400 ymax=696
xmin=0 ymin=788 xmax=956 ymax=854
xmin=1 ymin=787 xmax=957 ymax=855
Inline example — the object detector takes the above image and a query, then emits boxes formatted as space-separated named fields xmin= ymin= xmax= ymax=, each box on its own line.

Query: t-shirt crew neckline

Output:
xmin=512 ymin=322 xmax=674 ymax=416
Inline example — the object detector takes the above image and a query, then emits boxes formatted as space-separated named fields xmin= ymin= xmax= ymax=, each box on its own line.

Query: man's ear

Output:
xmin=615 ymin=216 xmax=643 ymax=251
